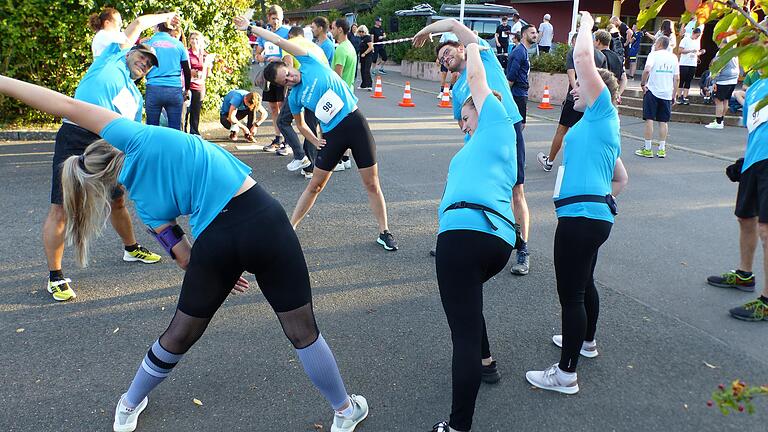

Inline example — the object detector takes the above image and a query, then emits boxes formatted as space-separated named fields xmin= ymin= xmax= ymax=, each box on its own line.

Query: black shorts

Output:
xmin=539 ymin=46 xmax=551 ymax=53
xmin=51 ymin=122 xmax=124 ymax=205
xmin=372 ymin=46 xmax=387 ymax=63
xmin=679 ymin=66 xmax=696 ymax=89
xmin=735 ymin=159 xmax=768 ymax=223
xmin=558 ymin=99 xmax=584 ymax=128
xmin=262 ymin=82 xmax=285 ymax=103
xmin=440 ymin=63 xmax=449 ymax=73
xmin=715 ymin=84 xmax=736 ymax=101
xmin=514 ymin=121 xmax=526 ymax=185
xmin=315 ymin=109 xmax=376 ymax=171
xmin=219 ymin=111 xmax=254 ymax=130
xmin=513 ymin=95 xmax=528 ymax=124
xmin=642 ymin=91 xmax=672 ymax=122
xmin=178 ymin=183 xmax=312 ymax=318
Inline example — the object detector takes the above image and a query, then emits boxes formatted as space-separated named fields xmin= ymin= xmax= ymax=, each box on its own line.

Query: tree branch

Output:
xmin=725 ymin=0 xmax=768 ymax=37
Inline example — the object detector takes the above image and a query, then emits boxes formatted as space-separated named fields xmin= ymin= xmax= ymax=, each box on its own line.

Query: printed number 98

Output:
xmin=323 ymin=102 xmax=333 ymax=112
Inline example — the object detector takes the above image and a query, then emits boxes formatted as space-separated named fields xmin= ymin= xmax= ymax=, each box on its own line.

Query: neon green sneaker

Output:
xmin=656 ymin=149 xmax=666 ymax=158
xmin=123 ymin=245 xmax=161 ymax=264
xmin=47 ymin=278 xmax=76 ymax=302
xmin=729 ymin=298 xmax=768 ymax=322
xmin=634 ymin=148 xmax=653 ymax=158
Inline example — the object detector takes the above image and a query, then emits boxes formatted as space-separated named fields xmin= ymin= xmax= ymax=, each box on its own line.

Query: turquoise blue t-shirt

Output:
xmin=72 ymin=43 xmax=143 ymax=122
xmin=220 ymin=90 xmax=249 ymax=115
xmin=438 ymin=96 xmax=518 ymax=247
xmin=555 ymin=87 xmax=620 ymax=223
xmin=145 ymin=32 xmax=189 ymax=87
xmin=100 ymin=118 xmax=251 ymax=238
xmin=258 ymin=26 xmax=291 ymax=60
xmin=318 ymin=37 xmax=335 ymax=64
xmin=742 ymin=78 xmax=768 ymax=172
xmin=452 ymin=38 xmax=523 ymax=128
xmin=288 ymin=52 xmax=359 ymax=132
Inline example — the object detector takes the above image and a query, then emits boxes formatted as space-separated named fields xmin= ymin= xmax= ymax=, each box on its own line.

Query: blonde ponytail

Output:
xmin=61 ymin=140 xmax=125 ymax=267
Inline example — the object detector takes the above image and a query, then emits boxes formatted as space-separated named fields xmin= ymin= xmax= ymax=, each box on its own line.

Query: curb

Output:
xmin=0 ymin=130 xmax=58 ymax=141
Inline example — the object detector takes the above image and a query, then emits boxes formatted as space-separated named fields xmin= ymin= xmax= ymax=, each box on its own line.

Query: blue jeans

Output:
xmin=146 ymin=85 xmax=184 ymax=130
xmin=278 ymin=95 xmax=318 ymax=171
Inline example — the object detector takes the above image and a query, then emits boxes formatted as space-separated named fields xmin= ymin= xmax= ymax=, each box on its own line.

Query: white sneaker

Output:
xmin=536 ymin=152 xmax=553 ymax=172
xmin=333 ymin=162 xmax=345 ymax=172
xmin=287 ymin=156 xmax=311 ymax=171
xmin=552 ymin=334 xmax=599 ymax=358
xmin=331 ymin=394 xmax=369 ymax=432
xmin=113 ymin=394 xmax=148 ymax=432
xmin=302 ymin=170 xmax=314 ymax=179
xmin=525 ymin=363 xmax=579 ymax=395
xmin=343 ymin=159 xmax=352 ymax=169
xmin=705 ymin=121 xmax=724 ymax=129
xmin=436 ymin=92 xmax=442 ymax=99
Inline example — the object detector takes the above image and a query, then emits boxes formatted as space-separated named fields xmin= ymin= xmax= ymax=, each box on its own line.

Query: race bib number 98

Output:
xmin=747 ymin=101 xmax=768 ymax=134
xmin=315 ymin=89 xmax=344 ymax=124
xmin=264 ymin=42 xmax=280 ymax=57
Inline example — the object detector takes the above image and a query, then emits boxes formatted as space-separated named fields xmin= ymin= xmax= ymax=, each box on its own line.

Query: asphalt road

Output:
xmin=1 ymin=72 xmax=766 ymax=432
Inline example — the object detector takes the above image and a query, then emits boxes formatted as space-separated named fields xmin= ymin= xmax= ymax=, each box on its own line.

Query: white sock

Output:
xmin=644 ymin=139 xmax=652 ymax=151
xmin=658 ymin=140 xmax=666 ymax=151
xmin=582 ymin=340 xmax=596 ymax=349
xmin=337 ymin=397 xmax=354 ymax=417
xmin=556 ymin=366 xmax=577 ymax=381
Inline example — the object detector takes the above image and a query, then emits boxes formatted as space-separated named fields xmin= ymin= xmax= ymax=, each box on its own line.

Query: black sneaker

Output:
xmin=377 ymin=230 xmax=398 ymax=251
xmin=431 ymin=421 xmax=450 ymax=432
xmin=263 ymin=137 xmax=281 ymax=152
xmin=682 ymin=98 xmax=690 ymax=105
xmin=481 ymin=360 xmax=501 ymax=384
xmin=729 ymin=298 xmax=768 ymax=321
xmin=706 ymin=270 xmax=755 ymax=292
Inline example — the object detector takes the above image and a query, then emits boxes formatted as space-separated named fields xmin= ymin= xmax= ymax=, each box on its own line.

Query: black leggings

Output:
xmin=436 ymin=230 xmax=513 ymax=432
xmin=315 ymin=110 xmax=376 ymax=171
xmin=161 ymin=184 xmax=318 ymax=356
xmin=554 ymin=217 xmax=612 ymax=373
xmin=186 ymin=88 xmax=204 ymax=135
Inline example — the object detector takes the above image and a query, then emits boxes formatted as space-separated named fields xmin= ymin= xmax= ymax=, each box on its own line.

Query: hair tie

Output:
xmin=78 ymin=154 xmax=90 ymax=173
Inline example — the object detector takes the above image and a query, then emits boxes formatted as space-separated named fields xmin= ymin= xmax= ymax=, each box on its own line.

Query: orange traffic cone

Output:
xmin=398 ymin=81 xmax=416 ymax=107
xmin=371 ymin=75 xmax=385 ymax=99
xmin=538 ymin=85 xmax=553 ymax=109
xmin=438 ymin=85 xmax=452 ymax=108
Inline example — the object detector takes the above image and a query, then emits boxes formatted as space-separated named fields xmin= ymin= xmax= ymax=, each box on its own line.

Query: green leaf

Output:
xmin=737 ymin=45 xmax=767 ymax=71
xmin=636 ymin=0 xmax=667 ymax=29
xmin=713 ymin=12 xmax=736 ymax=42
xmin=711 ymin=45 xmax=750 ymax=74
xmin=729 ymin=13 xmax=747 ymax=32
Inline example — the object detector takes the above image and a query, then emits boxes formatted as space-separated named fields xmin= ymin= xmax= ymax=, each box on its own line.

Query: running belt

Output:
xmin=443 ymin=201 xmax=522 ymax=248
xmin=554 ymin=194 xmax=618 ymax=215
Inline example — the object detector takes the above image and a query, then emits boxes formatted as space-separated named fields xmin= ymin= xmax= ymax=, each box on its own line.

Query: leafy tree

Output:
xmin=637 ymin=0 xmax=768 ymax=109
xmin=0 ymin=0 xmax=253 ymax=125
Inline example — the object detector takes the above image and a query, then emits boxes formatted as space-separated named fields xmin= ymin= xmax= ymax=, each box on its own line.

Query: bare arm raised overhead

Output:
xmin=233 ymin=16 xmax=308 ymax=58
xmin=572 ymin=12 xmax=605 ymax=107
xmin=413 ymin=18 xmax=477 ymax=48
xmin=122 ymin=12 xmax=180 ymax=49
xmin=465 ymin=43 xmax=492 ymax=113
xmin=0 ymin=75 xmax=120 ymax=135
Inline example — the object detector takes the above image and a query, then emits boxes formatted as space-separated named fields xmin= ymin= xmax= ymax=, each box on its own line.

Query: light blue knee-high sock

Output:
xmin=296 ymin=334 xmax=349 ymax=410
xmin=124 ymin=340 xmax=184 ymax=408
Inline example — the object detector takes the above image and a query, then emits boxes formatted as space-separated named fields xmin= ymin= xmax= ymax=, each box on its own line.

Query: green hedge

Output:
xmin=530 ymin=43 xmax=569 ymax=74
xmin=0 ymin=0 xmax=253 ymax=126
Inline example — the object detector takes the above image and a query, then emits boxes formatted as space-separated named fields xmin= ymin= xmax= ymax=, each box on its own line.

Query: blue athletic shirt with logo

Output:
xmin=258 ymin=26 xmax=291 ymax=60
xmin=146 ymin=32 xmax=189 ymax=87
xmin=555 ymin=87 xmax=620 ymax=223
xmin=452 ymin=38 xmax=523 ymax=131
xmin=438 ymin=96 xmax=518 ymax=247
xmin=318 ymin=37 xmax=335 ymax=64
xmin=288 ymin=52 xmax=358 ymax=132
xmin=100 ymin=118 xmax=251 ymax=238
xmin=220 ymin=90 xmax=249 ymax=115
xmin=72 ymin=43 xmax=143 ymax=122
xmin=742 ymin=78 xmax=768 ymax=172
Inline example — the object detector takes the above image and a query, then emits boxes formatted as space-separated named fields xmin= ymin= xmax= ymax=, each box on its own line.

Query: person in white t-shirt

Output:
xmin=637 ymin=36 xmax=679 ymax=159
xmin=89 ymin=8 xmax=129 ymax=57
xmin=676 ymin=27 xmax=704 ymax=104
xmin=538 ymin=14 xmax=554 ymax=53
xmin=510 ymin=12 xmax=523 ymax=35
